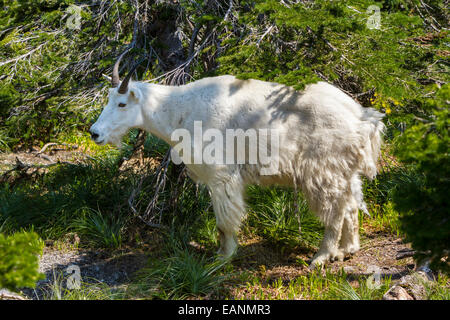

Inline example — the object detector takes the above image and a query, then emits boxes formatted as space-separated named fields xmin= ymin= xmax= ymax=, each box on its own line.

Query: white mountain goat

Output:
xmin=90 ymin=55 xmax=384 ymax=266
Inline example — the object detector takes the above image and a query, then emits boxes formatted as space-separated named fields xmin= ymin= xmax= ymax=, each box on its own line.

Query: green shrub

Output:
xmin=393 ymin=85 xmax=449 ymax=273
xmin=0 ymin=231 xmax=44 ymax=291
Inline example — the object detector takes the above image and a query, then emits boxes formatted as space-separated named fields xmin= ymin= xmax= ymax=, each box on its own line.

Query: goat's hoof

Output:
xmin=344 ymin=243 xmax=360 ymax=255
xmin=216 ymin=248 xmax=236 ymax=260
xmin=216 ymin=250 xmax=227 ymax=260
xmin=332 ymin=250 xmax=345 ymax=262
xmin=309 ymin=253 xmax=330 ymax=269
xmin=310 ymin=249 xmax=345 ymax=268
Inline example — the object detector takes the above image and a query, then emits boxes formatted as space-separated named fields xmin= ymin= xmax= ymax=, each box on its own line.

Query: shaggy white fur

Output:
xmin=90 ymin=75 xmax=385 ymax=266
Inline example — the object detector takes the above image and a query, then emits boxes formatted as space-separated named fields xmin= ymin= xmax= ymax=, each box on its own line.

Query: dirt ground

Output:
xmin=14 ymin=230 xmax=414 ymax=299
xmin=21 ymin=246 xmax=150 ymax=299
xmin=0 ymin=144 xmax=88 ymax=168
xmin=235 ymin=231 xmax=414 ymax=282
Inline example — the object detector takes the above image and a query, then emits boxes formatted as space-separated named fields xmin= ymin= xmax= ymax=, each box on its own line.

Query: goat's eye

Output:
xmin=118 ymin=103 xmax=126 ymax=108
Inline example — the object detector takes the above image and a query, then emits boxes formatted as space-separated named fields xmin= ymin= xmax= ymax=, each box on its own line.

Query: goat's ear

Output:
xmin=102 ymin=74 xmax=112 ymax=82
xmin=129 ymin=87 xmax=142 ymax=102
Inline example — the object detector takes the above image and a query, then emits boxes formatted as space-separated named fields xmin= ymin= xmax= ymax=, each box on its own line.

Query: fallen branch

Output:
xmin=0 ymin=157 xmax=71 ymax=184
xmin=35 ymin=142 xmax=78 ymax=155
xmin=396 ymin=249 xmax=416 ymax=260
xmin=0 ymin=289 xmax=27 ymax=300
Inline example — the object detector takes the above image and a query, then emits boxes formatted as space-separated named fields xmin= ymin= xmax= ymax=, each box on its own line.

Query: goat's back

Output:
xmin=176 ymin=76 xmax=384 ymax=185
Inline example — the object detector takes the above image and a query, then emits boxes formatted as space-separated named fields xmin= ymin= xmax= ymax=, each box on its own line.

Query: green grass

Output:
xmin=72 ymin=208 xmax=126 ymax=248
xmin=127 ymin=243 xmax=231 ymax=299
xmin=245 ymin=186 xmax=324 ymax=250
xmin=0 ymin=130 xmax=168 ymax=245
xmin=362 ymin=165 xmax=421 ymax=236
xmin=425 ymin=273 xmax=450 ymax=300
xmin=43 ymin=270 xmax=122 ymax=300
xmin=0 ymin=154 xmax=132 ymax=241
xmin=59 ymin=131 xmax=120 ymax=158
xmin=235 ymin=268 xmax=392 ymax=300
xmin=0 ymin=129 xmax=12 ymax=152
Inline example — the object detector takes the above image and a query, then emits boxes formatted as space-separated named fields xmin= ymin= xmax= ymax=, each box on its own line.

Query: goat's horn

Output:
xmin=118 ymin=58 xmax=144 ymax=94
xmin=111 ymin=50 xmax=129 ymax=88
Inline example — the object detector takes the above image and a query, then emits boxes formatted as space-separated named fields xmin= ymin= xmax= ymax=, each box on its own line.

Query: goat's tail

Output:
xmin=350 ymin=108 xmax=384 ymax=216
xmin=359 ymin=107 xmax=385 ymax=180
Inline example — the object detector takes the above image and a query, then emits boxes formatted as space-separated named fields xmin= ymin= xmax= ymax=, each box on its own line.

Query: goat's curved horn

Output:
xmin=111 ymin=50 xmax=129 ymax=88
xmin=118 ymin=58 xmax=144 ymax=94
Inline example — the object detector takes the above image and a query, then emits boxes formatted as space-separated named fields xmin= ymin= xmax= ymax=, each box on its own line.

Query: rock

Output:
xmin=383 ymin=285 xmax=414 ymax=300
xmin=398 ymin=273 xmax=428 ymax=300
xmin=343 ymin=266 xmax=355 ymax=273
xmin=383 ymin=269 xmax=433 ymax=301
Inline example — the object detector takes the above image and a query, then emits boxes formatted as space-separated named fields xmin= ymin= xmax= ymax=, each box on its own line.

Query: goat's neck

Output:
xmin=138 ymin=82 xmax=189 ymax=146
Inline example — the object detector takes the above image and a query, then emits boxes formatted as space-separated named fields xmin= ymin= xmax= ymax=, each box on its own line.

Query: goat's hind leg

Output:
xmin=339 ymin=198 xmax=360 ymax=256
xmin=310 ymin=197 xmax=348 ymax=267
xmin=210 ymin=182 xmax=246 ymax=259
xmin=339 ymin=174 xmax=363 ymax=256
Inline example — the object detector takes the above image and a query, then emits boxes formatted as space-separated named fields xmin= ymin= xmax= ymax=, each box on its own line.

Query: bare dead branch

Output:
xmin=0 ymin=43 xmax=46 ymax=67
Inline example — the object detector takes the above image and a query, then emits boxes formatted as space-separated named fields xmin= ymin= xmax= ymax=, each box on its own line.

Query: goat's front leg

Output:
xmin=217 ymin=228 xmax=238 ymax=258
xmin=209 ymin=181 xmax=245 ymax=259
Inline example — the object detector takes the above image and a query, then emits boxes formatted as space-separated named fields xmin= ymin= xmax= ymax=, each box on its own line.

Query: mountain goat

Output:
xmin=90 ymin=55 xmax=384 ymax=267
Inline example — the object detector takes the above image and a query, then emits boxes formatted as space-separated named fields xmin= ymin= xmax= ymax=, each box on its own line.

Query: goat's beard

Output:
xmin=104 ymin=131 xmax=127 ymax=149
xmin=111 ymin=135 xmax=126 ymax=149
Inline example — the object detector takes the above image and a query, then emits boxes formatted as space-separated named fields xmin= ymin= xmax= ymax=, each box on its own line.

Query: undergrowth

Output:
xmin=1 ymin=135 xmax=447 ymax=299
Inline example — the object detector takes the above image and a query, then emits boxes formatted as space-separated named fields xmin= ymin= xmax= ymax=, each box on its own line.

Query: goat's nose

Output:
xmin=90 ymin=130 xmax=99 ymax=141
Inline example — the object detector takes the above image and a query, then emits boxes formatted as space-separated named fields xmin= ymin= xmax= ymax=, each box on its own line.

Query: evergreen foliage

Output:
xmin=393 ymin=85 xmax=449 ymax=272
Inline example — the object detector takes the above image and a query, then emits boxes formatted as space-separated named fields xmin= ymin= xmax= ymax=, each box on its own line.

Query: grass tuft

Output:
xmin=245 ymin=186 xmax=323 ymax=249
xmin=129 ymin=244 xmax=230 ymax=299
xmin=72 ymin=208 xmax=126 ymax=248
